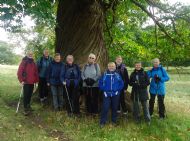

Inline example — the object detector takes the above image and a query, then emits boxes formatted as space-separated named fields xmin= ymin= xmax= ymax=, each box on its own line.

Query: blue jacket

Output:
xmin=99 ymin=70 xmax=124 ymax=97
xmin=60 ymin=63 xmax=81 ymax=87
xmin=147 ymin=65 xmax=170 ymax=95
xmin=47 ymin=61 xmax=63 ymax=85
xmin=37 ymin=56 xmax=53 ymax=78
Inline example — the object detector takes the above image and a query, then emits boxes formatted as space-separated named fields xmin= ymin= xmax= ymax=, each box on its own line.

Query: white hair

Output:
xmin=152 ymin=58 xmax=160 ymax=63
xmin=88 ymin=53 xmax=96 ymax=59
xmin=66 ymin=55 xmax=74 ymax=59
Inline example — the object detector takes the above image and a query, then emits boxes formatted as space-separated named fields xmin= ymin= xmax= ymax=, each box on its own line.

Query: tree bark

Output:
xmin=55 ymin=0 xmax=108 ymax=69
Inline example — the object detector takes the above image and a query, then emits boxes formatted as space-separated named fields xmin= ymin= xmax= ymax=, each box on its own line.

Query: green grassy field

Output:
xmin=0 ymin=65 xmax=190 ymax=141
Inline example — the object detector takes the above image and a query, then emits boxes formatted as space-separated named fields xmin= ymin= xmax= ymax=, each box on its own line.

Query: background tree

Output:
xmin=0 ymin=41 xmax=21 ymax=64
xmin=0 ymin=0 xmax=190 ymax=68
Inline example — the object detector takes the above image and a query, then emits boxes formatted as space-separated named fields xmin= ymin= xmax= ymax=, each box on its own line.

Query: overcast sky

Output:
xmin=0 ymin=0 xmax=189 ymax=55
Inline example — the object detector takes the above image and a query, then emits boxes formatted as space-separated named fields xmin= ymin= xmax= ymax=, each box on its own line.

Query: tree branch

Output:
xmin=130 ymin=0 xmax=184 ymax=46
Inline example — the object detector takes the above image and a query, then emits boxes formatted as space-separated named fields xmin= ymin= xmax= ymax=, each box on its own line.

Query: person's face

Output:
xmin=135 ymin=63 xmax=142 ymax=70
xmin=153 ymin=60 xmax=160 ymax=68
xmin=88 ymin=56 xmax=95 ymax=64
xmin=116 ymin=57 xmax=122 ymax=65
xmin=108 ymin=64 xmax=116 ymax=72
xmin=54 ymin=55 xmax=61 ymax=62
xmin=67 ymin=56 xmax=74 ymax=64
xmin=44 ymin=50 xmax=49 ymax=58
xmin=27 ymin=52 xmax=33 ymax=59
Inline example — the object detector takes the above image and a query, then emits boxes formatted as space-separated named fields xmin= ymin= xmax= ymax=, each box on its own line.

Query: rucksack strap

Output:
xmin=84 ymin=63 xmax=98 ymax=76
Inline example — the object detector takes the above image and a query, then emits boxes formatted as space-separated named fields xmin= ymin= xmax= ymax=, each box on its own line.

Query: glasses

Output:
xmin=89 ymin=57 xmax=95 ymax=59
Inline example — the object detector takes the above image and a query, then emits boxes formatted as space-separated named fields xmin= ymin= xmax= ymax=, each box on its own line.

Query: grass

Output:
xmin=0 ymin=64 xmax=190 ymax=141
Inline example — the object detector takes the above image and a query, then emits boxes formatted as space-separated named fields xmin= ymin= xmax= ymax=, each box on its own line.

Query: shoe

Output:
xmin=147 ymin=121 xmax=151 ymax=126
xmin=117 ymin=110 xmax=121 ymax=114
xmin=100 ymin=124 xmax=105 ymax=128
xmin=159 ymin=117 xmax=165 ymax=120
xmin=54 ymin=108 xmax=59 ymax=112
xmin=28 ymin=106 xmax=34 ymax=112
xmin=112 ymin=122 xmax=118 ymax=127
xmin=23 ymin=110 xmax=30 ymax=116
xmin=123 ymin=112 xmax=128 ymax=115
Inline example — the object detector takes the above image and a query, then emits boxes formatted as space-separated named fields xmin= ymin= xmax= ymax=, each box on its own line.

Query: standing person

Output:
xmin=99 ymin=62 xmax=124 ymax=127
xmin=60 ymin=55 xmax=81 ymax=116
xmin=17 ymin=51 xmax=39 ymax=115
xmin=37 ymin=49 xmax=53 ymax=104
xmin=81 ymin=53 xmax=101 ymax=115
xmin=115 ymin=56 xmax=129 ymax=115
xmin=129 ymin=62 xmax=151 ymax=124
xmin=47 ymin=53 xmax=64 ymax=111
xmin=147 ymin=58 xmax=170 ymax=119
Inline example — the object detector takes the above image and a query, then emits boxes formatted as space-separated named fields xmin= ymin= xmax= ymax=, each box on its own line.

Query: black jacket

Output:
xmin=129 ymin=68 xmax=150 ymax=101
xmin=115 ymin=63 xmax=129 ymax=90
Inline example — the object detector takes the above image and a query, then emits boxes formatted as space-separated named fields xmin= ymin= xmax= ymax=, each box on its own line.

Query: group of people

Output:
xmin=17 ymin=49 xmax=170 ymax=127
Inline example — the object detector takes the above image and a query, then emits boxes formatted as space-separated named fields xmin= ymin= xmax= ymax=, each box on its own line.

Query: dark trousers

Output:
xmin=133 ymin=100 xmax=151 ymax=122
xmin=118 ymin=89 xmax=127 ymax=113
xmin=39 ymin=77 xmax=48 ymax=100
xmin=100 ymin=95 xmax=120 ymax=125
xmin=84 ymin=87 xmax=99 ymax=114
xmin=64 ymin=85 xmax=80 ymax=114
xmin=149 ymin=94 xmax=165 ymax=118
xmin=23 ymin=84 xmax=34 ymax=110
xmin=51 ymin=85 xmax=63 ymax=109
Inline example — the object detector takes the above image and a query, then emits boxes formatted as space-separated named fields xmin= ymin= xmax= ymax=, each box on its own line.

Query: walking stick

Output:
xmin=64 ymin=84 xmax=73 ymax=114
xmin=16 ymin=86 xmax=23 ymax=113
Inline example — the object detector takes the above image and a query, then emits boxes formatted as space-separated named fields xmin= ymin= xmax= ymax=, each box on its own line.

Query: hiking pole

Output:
xmin=64 ymin=84 xmax=73 ymax=114
xmin=16 ymin=86 xmax=23 ymax=113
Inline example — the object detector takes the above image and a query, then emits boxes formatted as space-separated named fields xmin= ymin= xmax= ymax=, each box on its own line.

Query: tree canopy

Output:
xmin=0 ymin=0 xmax=190 ymax=66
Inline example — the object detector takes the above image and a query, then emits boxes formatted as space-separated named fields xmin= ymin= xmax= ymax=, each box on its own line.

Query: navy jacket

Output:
xmin=47 ymin=61 xmax=63 ymax=85
xmin=60 ymin=63 xmax=81 ymax=87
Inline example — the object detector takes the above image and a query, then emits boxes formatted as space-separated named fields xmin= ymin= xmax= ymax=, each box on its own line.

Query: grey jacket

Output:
xmin=81 ymin=63 xmax=101 ymax=87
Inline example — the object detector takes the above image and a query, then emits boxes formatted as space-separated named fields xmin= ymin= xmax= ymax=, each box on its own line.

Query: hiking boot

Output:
xmin=159 ymin=117 xmax=165 ymax=120
xmin=117 ymin=110 xmax=121 ymax=114
xmin=112 ymin=122 xmax=118 ymax=127
xmin=53 ymin=107 xmax=59 ymax=112
xmin=28 ymin=107 xmax=34 ymax=112
xmin=100 ymin=124 xmax=105 ymax=128
xmin=23 ymin=110 xmax=30 ymax=116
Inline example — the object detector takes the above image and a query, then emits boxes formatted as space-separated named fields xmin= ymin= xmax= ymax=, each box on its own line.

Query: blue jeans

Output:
xmin=51 ymin=85 xmax=63 ymax=109
xmin=100 ymin=95 xmax=120 ymax=125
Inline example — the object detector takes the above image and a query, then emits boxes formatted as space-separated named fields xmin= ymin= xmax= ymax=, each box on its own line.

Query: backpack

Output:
xmin=84 ymin=63 xmax=98 ymax=76
xmin=116 ymin=63 xmax=126 ymax=76
xmin=38 ymin=56 xmax=52 ymax=71
xmin=150 ymin=66 xmax=164 ymax=77
xmin=22 ymin=57 xmax=29 ymax=80
xmin=64 ymin=64 xmax=80 ymax=79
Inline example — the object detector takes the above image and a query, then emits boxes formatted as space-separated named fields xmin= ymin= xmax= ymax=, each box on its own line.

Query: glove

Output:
xmin=154 ymin=75 xmax=161 ymax=83
xmin=85 ymin=78 xmax=95 ymax=86
xmin=63 ymin=81 xmax=66 ymax=85
xmin=89 ymin=78 xmax=95 ymax=86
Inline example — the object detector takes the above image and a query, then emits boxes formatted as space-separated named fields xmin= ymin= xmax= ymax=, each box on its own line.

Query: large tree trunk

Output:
xmin=55 ymin=0 xmax=108 ymax=69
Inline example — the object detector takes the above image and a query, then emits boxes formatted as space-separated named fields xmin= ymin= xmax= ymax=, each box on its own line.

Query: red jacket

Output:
xmin=17 ymin=57 xmax=39 ymax=84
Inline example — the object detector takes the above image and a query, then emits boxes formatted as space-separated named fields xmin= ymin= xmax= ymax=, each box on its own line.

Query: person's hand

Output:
xmin=124 ymin=90 xmax=127 ymax=93
xmin=63 ymin=81 xmax=66 ymax=85
xmin=21 ymin=81 xmax=24 ymax=86
xmin=47 ymin=83 xmax=50 ymax=86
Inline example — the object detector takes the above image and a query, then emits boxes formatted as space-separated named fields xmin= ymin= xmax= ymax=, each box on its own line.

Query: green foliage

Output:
xmin=0 ymin=0 xmax=190 ymax=66
xmin=0 ymin=41 xmax=21 ymax=64
xmin=25 ymin=24 xmax=55 ymax=60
